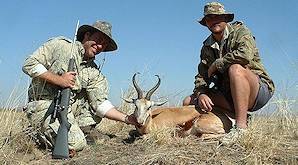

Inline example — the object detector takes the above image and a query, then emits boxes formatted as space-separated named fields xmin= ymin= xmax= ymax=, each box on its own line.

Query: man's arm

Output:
xmin=193 ymin=47 xmax=211 ymax=96
xmin=22 ymin=39 xmax=55 ymax=78
xmin=86 ymin=70 xmax=139 ymax=126
xmin=38 ymin=71 xmax=76 ymax=88
xmin=104 ymin=107 xmax=138 ymax=125
xmin=23 ymin=38 xmax=76 ymax=88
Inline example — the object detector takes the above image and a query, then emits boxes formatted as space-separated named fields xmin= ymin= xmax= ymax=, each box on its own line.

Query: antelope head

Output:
xmin=124 ymin=73 xmax=167 ymax=125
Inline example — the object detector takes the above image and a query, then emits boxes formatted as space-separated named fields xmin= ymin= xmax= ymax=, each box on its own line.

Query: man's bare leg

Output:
xmin=228 ymin=64 xmax=259 ymax=129
xmin=208 ymin=92 xmax=235 ymax=119
xmin=183 ymin=94 xmax=197 ymax=106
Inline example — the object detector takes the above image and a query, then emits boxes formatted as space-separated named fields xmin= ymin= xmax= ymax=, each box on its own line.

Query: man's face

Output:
xmin=82 ymin=31 xmax=109 ymax=58
xmin=205 ymin=14 xmax=227 ymax=35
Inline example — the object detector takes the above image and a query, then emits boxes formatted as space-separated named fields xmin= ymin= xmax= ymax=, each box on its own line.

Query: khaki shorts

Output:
xmin=221 ymin=77 xmax=273 ymax=112
xmin=249 ymin=78 xmax=273 ymax=111
xmin=191 ymin=77 xmax=273 ymax=112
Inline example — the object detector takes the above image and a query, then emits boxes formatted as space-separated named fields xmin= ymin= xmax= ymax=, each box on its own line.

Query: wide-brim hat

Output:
xmin=198 ymin=2 xmax=234 ymax=26
xmin=77 ymin=21 xmax=118 ymax=52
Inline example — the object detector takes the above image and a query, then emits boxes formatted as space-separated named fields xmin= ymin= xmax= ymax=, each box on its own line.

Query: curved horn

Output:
xmin=145 ymin=75 xmax=161 ymax=100
xmin=153 ymin=100 xmax=168 ymax=106
xmin=132 ymin=72 xmax=143 ymax=99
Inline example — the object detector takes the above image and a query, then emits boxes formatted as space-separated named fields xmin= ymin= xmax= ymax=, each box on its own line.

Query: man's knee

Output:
xmin=70 ymin=137 xmax=87 ymax=151
xmin=183 ymin=96 xmax=192 ymax=106
xmin=183 ymin=94 xmax=199 ymax=106
xmin=68 ymin=125 xmax=87 ymax=151
xmin=228 ymin=64 xmax=246 ymax=78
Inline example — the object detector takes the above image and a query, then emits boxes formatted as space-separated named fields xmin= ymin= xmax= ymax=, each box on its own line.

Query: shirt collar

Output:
xmin=204 ymin=23 xmax=231 ymax=50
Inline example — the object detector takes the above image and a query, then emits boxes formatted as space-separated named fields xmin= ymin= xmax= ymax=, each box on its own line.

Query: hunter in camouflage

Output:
xmin=183 ymin=2 xmax=274 ymax=144
xmin=22 ymin=21 xmax=139 ymax=154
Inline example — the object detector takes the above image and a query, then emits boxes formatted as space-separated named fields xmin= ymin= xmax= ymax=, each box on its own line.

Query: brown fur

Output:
xmin=137 ymin=106 xmax=233 ymax=138
xmin=190 ymin=110 xmax=233 ymax=138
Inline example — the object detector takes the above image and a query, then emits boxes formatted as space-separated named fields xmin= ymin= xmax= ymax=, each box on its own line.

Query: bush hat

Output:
xmin=77 ymin=20 xmax=118 ymax=52
xmin=198 ymin=2 xmax=234 ymax=26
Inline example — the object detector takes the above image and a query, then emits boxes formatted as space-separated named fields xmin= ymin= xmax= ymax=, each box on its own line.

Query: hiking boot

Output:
xmin=220 ymin=127 xmax=246 ymax=145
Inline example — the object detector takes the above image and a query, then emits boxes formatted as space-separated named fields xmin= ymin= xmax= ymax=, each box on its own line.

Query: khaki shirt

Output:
xmin=194 ymin=22 xmax=275 ymax=95
xmin=22 ymin=36 xmax=110 ymax=117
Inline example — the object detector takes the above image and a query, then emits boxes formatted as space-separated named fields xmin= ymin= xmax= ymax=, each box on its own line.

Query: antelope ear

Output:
xmin=153 ymin=100 xmax=168 ymax=106
xmin=122 ymin=98 xmax=135 ymax=104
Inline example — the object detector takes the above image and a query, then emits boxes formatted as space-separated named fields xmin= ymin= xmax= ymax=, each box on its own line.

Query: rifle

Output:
xmin=42 ymin=20 xmax=80 ymax=159
xmin=51 ymin=59 xmax=75 ymax=159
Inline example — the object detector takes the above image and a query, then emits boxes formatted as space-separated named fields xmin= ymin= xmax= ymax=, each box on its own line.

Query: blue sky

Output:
xmin=0 ymin=0 xmax=297 ymax=106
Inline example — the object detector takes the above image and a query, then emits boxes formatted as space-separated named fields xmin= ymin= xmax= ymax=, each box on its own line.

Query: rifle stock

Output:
xmin=52 ymin=58 xmax=75 ymax=159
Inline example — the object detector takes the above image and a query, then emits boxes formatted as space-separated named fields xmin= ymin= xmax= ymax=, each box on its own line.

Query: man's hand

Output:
xmin=59 ymin=71 xmax=77 ymax=88
xmin=208 ymin=62 xmax=217 ymax=78
xmin=198 ymin=94 xmax=214 ymax=112
xmin=38 ymin=71 xmax=77 ymax=88
xmin=125 ymin=114 xmax=141 ymax=127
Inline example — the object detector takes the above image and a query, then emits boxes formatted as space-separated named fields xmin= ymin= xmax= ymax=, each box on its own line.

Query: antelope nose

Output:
xmin=137 ymin=118 xmax=144 ymax=125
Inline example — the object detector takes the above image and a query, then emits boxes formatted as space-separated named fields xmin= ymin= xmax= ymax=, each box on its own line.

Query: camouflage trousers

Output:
xmin=25 ymin=99 xmax=102 ymax=151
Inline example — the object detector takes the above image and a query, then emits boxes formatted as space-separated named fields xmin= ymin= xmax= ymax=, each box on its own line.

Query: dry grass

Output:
xmin=0 ymin=88 xmax=297 ymax=164
xmin=0 ymin=109 xmax=42 ymax=165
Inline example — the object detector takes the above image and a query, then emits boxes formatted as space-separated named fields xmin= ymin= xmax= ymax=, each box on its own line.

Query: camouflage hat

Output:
xmin=198 ymin=2 xmax=234 ymax=26
xmin=77 ymin=21 xmax=118 ymax=52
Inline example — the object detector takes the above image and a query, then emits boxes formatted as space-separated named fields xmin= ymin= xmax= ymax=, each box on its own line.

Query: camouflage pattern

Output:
xmin=203 ymin=2 xmax=232 ymax=16
xmin=193 ymin=22 xmax=275 ymax=96
xmin=23 ymin=36 xmax=110 ymax=149
xmin=73 ymin=89 xmax=102 ymax=127
xmin=198 ymin=2 xmax=234 ymax=26
xmin=25 ymin=100 xmax=87 ymax=150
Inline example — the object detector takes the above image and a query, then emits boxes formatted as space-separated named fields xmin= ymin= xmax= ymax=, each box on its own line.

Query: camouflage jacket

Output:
xmin=194 ymin=22 xmax=275 ymax=95
xmin=22 ymin=36 xmax=110 ymax=116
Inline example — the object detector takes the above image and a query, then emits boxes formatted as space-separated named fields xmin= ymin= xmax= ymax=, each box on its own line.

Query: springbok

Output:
xmin=124 ymin=73 xmax=233 ymax=138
